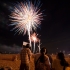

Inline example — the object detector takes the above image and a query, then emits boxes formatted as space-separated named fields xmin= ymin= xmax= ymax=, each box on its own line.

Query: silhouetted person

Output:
xmin=52 ymin=52 xmax=69 ymax=70
xmin=35 ymin=47 xmax=50 ymax=70
xmin=20 ymin=44 xmax=32 ymax=70
xmin=58 ymin=52 xmax=69 ymax=70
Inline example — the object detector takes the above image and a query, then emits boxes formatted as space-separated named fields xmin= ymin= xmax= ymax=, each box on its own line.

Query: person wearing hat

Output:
xmin=20 ymin=42 xmax=32 ymax=70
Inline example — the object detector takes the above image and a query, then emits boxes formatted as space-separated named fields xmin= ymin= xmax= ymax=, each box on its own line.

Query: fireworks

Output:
xmin=30 ymin=33 xmax=38 ymax=42
xmin=30 ymin=33 xmax=39 ymax=53
xmin=10 ymin=0 xmax=43 ymax=49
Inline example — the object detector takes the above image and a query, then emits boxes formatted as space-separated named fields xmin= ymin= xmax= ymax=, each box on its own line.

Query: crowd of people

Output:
xmin=19 ymin=43 xmax=70 ymax=70
xmin=0 ymin=43 xmax=70 ymax=70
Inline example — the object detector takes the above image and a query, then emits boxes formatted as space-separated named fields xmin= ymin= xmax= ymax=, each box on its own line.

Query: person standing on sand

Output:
xmin=35 ymin=47 xmax=50 ymax=70
xmin=20 ymin=43 xmax=32 ymax=70
xmin=52 ymin=52 xmax=70 ymax=70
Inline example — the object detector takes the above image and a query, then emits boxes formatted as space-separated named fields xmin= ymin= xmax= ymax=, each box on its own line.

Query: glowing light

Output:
xmin=30 ymin=33 xmax=38 ymax=42
xmin=9 ymin=1 xmax=43 ymax=47
xmin=30 ymin=33 xmax=39 ymax=53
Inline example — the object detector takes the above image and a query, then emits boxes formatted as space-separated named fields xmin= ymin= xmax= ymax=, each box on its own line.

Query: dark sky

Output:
xmin=0 ymin=0 xmax=70 ymax=53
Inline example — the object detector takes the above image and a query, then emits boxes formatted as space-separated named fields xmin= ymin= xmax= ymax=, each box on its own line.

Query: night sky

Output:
xmin=0 ymin=0 xmax=70 ymax=53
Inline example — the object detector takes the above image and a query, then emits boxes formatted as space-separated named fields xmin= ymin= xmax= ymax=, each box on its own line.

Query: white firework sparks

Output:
xmin=10 ymin=1 xmax=43 ymax=47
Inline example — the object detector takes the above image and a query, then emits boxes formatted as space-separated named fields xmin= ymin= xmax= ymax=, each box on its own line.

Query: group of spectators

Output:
xmin=19 ymin=44 xmax=70 ymax=70
xmin=0 ymin=43 xmax=70 ymax=70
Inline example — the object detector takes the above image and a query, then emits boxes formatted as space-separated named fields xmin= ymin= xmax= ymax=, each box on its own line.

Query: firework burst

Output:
xmin=10 ymin=0 xmax=43 ymax=47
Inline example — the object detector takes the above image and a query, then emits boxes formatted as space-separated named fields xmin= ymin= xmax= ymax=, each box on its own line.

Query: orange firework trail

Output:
xmin=30 ymin=33 xmax=39 ymax=53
